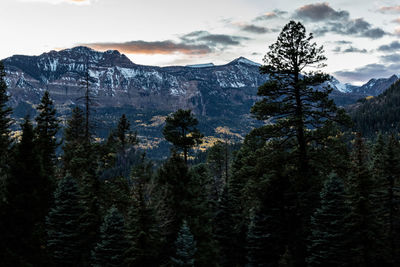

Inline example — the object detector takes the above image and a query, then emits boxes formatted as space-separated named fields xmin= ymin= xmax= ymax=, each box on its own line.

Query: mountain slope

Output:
xmin=3 ymin=46 xmax=400 ymax=157
xmin=3 ymin=47 xmax=266 ymax=118
xmin=350 ymin=79 xmax=400 ymax=137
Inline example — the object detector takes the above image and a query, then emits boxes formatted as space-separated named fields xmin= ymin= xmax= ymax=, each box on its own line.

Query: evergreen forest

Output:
xmin=1 ymin=21 xmax=400 ymax=267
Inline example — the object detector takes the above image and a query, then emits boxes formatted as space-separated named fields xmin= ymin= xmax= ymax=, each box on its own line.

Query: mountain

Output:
xmin=3 ymin=47 xmax=266 ymax=117
xmin=4 ymin=46 xmax=384 ymax=113
xmin=2 ymin=46 xmax=399 ymax=157
xmin=350 ymin=79 xmax=400 ymax=137
xmin=352 ymin=75 xmax=399 ymax=96
xmin=3 ymin=47 xmax=270 ymax=158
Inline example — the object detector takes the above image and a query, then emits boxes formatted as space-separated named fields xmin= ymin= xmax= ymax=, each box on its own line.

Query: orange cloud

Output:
xmin=379 ymin=6 xmax=400 ymax=13
xmin=83 ymin=41 xmax=212 ymax=55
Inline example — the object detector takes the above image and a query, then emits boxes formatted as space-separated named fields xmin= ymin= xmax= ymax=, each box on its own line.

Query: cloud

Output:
xmin=82 ymin=30 xmax=249 ymax=56
xmin=294 ymin=2 xmax=349 ymax=22
xmin=380 ymin=54 xmax=400 ymax=63
xmin=240 ymin=24 xmax=270 ymax=34
xmin=181 ymin=31 xmax=249 ymax=47
xmin=334 ymin=63 xmax=400 ymax=83
xmin=82 ymin=40 xmax=212 ymax=55
xmin=333 ymin=46 xmax=367 ymax=53
xmin=334 ymin=40 xmax=353 ymax=45
xmin=314 ymin=18 xmax=387 ymax=39
xmin=254 ymin=9 xmax=287 ymax=21
xmin=377 ymin=41 xmax=400 ymax=52
xmin=378 ymin=6 xmax=400 ymax=13
xmin=19 ymin=0 xmax=93 ymax=4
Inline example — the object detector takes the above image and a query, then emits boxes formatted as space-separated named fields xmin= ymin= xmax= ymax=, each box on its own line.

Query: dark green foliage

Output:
xmin=125 ymin=155 xmax=162 ymax=266
xmin=0 ymin=61 xmax=12 ymax=263
xmin=4 ymin=118 xmax=49 ymax=265
xmin=371 ymin=134 xmax=400 ymax=264
xmin=251 ymin=20 xmax=350 ymax=174
xmin=63 ymin=107 xmax=86 ymax=177
xmin=46 ymin=175 xmax=83 ymax=266
xmin=346 ymin=133 xmax=385 ymax=266
xmin=115 ymin=113 xmax=137 ymax=150
xmin=214 ymin=186 xmax=239 ymax=267
xmin=100 ymin=114 xmax=139 ymax=179
xmin=163 ymin=109 xmax=204 ymax=164
xmin=250 ymin=20 xmax=351 ymax=266
xmin=156 ymin=152 xmax=192 ymax=238
xmin=188 ymin=164 xmax=218 ymax=266
xmin=207 ymin=141 xmax=229 ymax=199
xmin=351 ymin=80 xmax=400 ymax=137
xmin=92 ymin=206 xmax=128 ymax=267
xmin=35 ymin=91 xmax=59 ymax=176
xmin=80 ymin=169 xmax=102 ymax=265
xmin=0 ymin=61 xmax=12 ymax=199
xmin=307 ymin=173 xmax=350 ymax=267
xmin=171 ymin=220 xmax=197 ymax=267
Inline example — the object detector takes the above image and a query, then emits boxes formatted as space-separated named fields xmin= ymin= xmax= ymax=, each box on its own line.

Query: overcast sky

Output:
xmin=2 ymin=0 xmax=400 ymax=84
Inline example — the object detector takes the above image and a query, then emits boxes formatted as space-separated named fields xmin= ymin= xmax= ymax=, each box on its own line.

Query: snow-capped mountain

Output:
xmin=3 ymin=47 xmax=266 ymax=116
xmin=2 ymin=46 xmax=399 ymax=116
xmin=351 ymin=75 xmax=399 ymax=96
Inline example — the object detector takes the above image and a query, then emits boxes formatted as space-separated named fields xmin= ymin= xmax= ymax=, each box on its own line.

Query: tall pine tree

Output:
xmin=35 ymin=91 xmax=59 ymax=180
xmin=92 ymin=206 xmax=128 ymax=267
xmin=171 ymin=220 xmax=197 ymax=267
xmin=4 ymin=118 xmax=49 ymax=265
xmin=0 ymin=61 xmax=12 ymax=263
xmin=307 ymin=173 xmax=350 ymax=267
xmin=346 ymin=133 xmax=385 ymax=267
xmin=46 ymin=175 xmax=84 ymax=266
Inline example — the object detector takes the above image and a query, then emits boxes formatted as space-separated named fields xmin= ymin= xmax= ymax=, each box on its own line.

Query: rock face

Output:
xmin=352 ymin=75 xmax=399 ymax=96
xmin=3 ymin=47 xmax=268 ymax=117
xmin=3 ymin=46 xmax=399 ymax=116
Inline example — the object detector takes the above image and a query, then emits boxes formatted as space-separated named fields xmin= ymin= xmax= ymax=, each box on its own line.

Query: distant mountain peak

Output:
xmin=229 ymin=57 xmax=261 ymax=66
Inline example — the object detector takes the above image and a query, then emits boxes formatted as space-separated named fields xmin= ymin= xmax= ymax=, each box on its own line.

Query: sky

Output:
xmin=2 ymin=0 xmax=400 ymax=85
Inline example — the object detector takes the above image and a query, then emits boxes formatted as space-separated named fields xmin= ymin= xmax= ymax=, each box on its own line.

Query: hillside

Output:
xmin=350 ymin=79 xmax=400 ymax=137
xmin=3 ymin=47 xmax=400 ymax=157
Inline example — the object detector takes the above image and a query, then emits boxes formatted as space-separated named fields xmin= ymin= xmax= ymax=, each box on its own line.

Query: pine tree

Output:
xmin=157 ymin=153 xmax=192 ymax=230
xmin=46 ymin=175 xmax=83 ymax=266
xmin=307 ymin=173 xmax=350 ymax=267
xmin=171 ymin=220 xmax=197 ymax=267
xmin=215 ymin=186 xmax=238 ymax=267
xmin=0 ymin=61 xmax=12 ymax=199
xmin=188 ymin=164 xmax=218 ymax=265
xmin=372 ymin=134 xmax=400 ymax=265
xmin=163 ymin=109 xmax=203 ymax=164
xmin=4 ymin=118 xmax=49 ymax=265
xmin=80 ymin=169 xmax=102 ymax=265
xmin=251 ymin=20 xmax=350 ymax=175
xmin=346 ymin=133 xmax=383 ymax=267
xmin=246 ymin=187 xmax=289 ymax=266
xmin=207 ymin=141 xmax=228 ymax=199
xmin=35 ymin=91 xmax=59 ymax=179
xmin=63 ymin=106 xmax=101 ymax=265
xmin=0 ymin=61 xmax=12 ymax=263
xmin=250 ymin=21 xmax=351 ymax=266
xmin=116 ymin=114 xmax=137 ymax=151
xmin=125 ymin=155 xmax=161 ymax=266
xmin=63 ymin=106 xmax=86 ymax=178
xmin=92 ymin=206 xmax=128 ymax=267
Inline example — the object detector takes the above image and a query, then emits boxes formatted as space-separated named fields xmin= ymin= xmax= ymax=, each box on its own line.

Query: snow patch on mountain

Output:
xmin=186 ymin=63 xmax=215 ymax=68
